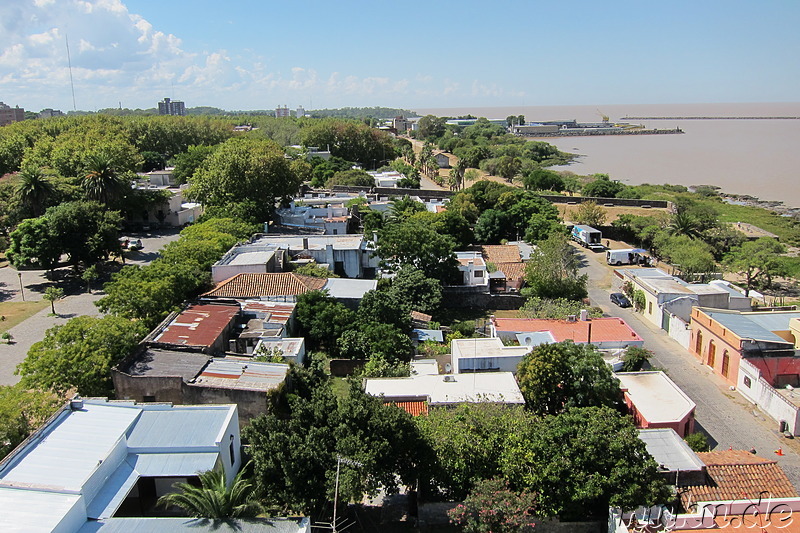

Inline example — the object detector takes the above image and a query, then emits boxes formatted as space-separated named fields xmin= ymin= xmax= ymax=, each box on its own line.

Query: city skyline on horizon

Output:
xmin=2 ymin=0 xmax=799 ymax=113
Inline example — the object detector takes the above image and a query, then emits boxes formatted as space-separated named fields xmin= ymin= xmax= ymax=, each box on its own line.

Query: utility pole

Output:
xmin=318 ymin=455 xmax=362 ymax=533
xmin=17 ymin=272 xmax=24 ymax=301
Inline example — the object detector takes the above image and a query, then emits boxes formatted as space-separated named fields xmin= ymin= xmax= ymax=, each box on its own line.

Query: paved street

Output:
xmin=0 ymin=227 xmax=180 ymax=385
xmin=574 ymin=243 xmax=800 ymax=488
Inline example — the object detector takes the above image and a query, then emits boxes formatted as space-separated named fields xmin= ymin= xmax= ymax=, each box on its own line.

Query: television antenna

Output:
xmin=65 ymin=35 xmax=77 ymax=111
xmin=315 ymin=455 xmax=363 ymax=533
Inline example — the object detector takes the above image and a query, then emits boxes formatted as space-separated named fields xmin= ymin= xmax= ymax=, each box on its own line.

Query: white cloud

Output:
xmin=0 ymin=0 xmax=519 ymax=110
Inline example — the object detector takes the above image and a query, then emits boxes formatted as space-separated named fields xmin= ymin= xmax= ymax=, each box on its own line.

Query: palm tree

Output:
xmin=668 ymin=211 xmax=702 ymax=239
xmin=158 ymin=467 xmax=262 ymax=519
xmin=82 ymin=152 xmax=126 ymax=205
xmin=15 ymin=166 xmax=54 ymax=217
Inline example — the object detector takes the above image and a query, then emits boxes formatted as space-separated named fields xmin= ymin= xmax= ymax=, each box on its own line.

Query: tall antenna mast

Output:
xmin=66 ymin=35 xmax=77 ymax=111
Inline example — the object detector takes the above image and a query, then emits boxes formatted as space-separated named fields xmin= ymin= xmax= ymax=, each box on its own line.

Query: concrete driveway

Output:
xmin=574 ymin=242 xmax=800 ymax=489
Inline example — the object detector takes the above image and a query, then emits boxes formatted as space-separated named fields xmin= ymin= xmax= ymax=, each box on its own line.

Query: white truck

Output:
xmin=571 ymin=225 xmax=604 ymax=252
xmin=606 ymin=248 xmax=648 ymax=266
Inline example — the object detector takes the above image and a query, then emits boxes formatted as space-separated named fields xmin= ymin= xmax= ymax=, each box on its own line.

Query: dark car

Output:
xmin=610 ymin=292 xmax=632 ymax=308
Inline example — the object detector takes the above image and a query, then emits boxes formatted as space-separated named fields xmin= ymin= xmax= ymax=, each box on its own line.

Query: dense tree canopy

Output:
xmin=0 ymin=384 xmax=63 ymax=459
xmin=375 ymin=221 xmax=459 ymax=282
xmin=301 ymin=119 xmax=396 ymax=168
xmin=724 ymin=237 xmax=787 ymax=295
xmin=16 ymin=315 xmax=147 ymax=397
xmin=502 ymin=406 xmax=669 ymax=519
xmin=244 ymin=373 xmax=427 ymax=517
xmin=515 ymin=341 xmax=622 ymax=416
xmin=524 ymin=233 xmax=588 ymax=300
xmin=187 ymin=137 xmax=302 ymax=223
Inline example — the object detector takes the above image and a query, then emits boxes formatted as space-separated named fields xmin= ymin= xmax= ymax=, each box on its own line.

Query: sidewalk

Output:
xmin=0 ymin=291 xmax=103 ymax=385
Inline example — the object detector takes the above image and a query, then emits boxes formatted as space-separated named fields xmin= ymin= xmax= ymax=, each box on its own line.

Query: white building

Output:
xmin=450 ymin=337 xmax=532 ymax=374
xmin=0 ymin=399 xmax=252 ymax=532
xmin=275 ymin=200 xmax=350 ymax=235
xmin=364 ymin=372 xmax=524 ymax=406
xmin=455 ymin=251 xmax=489 ymax=287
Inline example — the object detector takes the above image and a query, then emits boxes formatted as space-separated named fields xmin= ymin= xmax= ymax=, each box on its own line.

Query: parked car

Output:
xmin=610 ymin=292 xmax=632 ymax=308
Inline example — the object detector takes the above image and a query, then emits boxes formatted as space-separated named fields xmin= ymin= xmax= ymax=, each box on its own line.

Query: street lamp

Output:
xmin=17 ymin=272 xmax=24 ymax=302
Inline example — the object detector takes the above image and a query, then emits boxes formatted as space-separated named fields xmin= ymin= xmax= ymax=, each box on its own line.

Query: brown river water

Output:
xmin=416 ymin=103 xmax=800 ymax=209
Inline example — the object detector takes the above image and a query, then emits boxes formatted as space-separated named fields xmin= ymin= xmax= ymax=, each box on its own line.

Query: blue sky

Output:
xmin=1 ymin=0 xmax=798 ymax=112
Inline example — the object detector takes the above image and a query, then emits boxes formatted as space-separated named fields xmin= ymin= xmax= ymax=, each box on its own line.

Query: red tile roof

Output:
xmin=494 ymin=261 xmax=526 ymax=282
xmin=391 ymin=401 xmax=429 ymax=416
xmin=493 ymin=317 xmax=643 ymax=343
xmin=204 ymin=273 xmax=326 ymax=299
xmin=154 ymin=303 xmax=239 ymax=348
xmin=481 ymin=245 xmax=521 ymax=264
xmin=680 ymin=450 xmax=798 ymax=511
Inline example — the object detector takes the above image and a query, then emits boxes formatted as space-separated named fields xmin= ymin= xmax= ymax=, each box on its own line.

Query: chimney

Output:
xmin=579 ymin=309 xmax=589 ymax=321
xmin=302 ymin=237 xmax=309 ymax=250
xmin=70 ymin=395 xmax=84 ymax=411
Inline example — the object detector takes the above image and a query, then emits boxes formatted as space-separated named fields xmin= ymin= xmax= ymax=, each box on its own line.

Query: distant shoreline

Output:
xmin=622 ymin=116 xmax=800 ymax=120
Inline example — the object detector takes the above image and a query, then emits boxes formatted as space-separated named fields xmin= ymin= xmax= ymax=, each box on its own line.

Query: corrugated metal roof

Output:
xmin=194 ymin=359 xmax=290 ymax=392
xmin=129 ymin=452 xmax=218 ymax=477
xmin=154 ymin=303 xmax=239 ymax=348
xmin=126 ymin=408 xmax=231 ymax=450
xmin=638 ymin=429 xmax=705 ymax=472
xmin=322 ymin=278 xmax=377 ymax=299
xmin=0 ymin=488 xmax=83 ymax=533
xmin=0 ymin=403 xmax=140 ymax=492
xmin=703 ymin=310 xmax=792 ymax=344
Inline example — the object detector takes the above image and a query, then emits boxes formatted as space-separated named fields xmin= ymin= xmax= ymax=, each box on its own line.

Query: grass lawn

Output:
xmin=331 ymin=376 xmax=351 ymax=400
xmin=0 ymin=300 xmax=49 ymax=334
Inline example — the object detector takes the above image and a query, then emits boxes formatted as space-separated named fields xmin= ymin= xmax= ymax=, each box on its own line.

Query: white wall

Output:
xmin=738 ymin=358 xmax=800 ymax=435
xmin=668 ymin=315 xmax=692 ymax=349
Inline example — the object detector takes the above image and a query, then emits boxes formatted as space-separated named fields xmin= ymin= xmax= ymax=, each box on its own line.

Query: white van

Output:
xmin=606 ymin=248 xmax=647 ymax=266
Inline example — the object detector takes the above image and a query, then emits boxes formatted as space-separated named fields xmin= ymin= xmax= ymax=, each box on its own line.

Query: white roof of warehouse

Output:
xmin=617 ymin=371 xmax=695 ymax=423
xmin=364 ymin=372 xmax=524 ymax=405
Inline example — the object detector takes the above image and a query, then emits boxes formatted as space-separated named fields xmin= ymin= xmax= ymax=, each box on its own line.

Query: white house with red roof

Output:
xmin=491 ymin=315 xmax=644 ymax=350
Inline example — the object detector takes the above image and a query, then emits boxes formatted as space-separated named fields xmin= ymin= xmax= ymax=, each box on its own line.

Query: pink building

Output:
xmin=617 ymin=371 xmax=696 ymax=437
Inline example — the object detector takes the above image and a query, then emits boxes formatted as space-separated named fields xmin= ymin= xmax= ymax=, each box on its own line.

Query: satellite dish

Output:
xmin=444 ymin=363 xmax=452 ymax=373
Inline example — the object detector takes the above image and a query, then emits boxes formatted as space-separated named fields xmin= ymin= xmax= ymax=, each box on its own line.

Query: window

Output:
xmin=229 ymin=435 xmax=236 ymax=465
xmin=474 ymin=270 xmax=484 ymax=278
xmin=721 ymin=350 xmax=730 ymax=378
xmin=743 ymin=376 xmax=752 ymax=388
xmin=142 ymin=395 xmax=155 ymax=402
xmin=648 ymin=302 xmax=653 ymax=315
xmin=695 ymin=331 xmax=703 ymax=355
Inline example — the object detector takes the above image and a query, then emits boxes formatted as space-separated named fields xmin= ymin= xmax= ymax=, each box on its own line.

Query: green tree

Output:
xmin=523 ymin=168 xmax=563 ymax=192
xmin=15 ymin=166 xmax=54 ymax=217
xmin=158 ymin=467 xmax=262 ymax=518
xmin=523 ymin=233 xmax=587 ymax=300
xmin=515 ymin=341 xmax=621 ymax=416
xmin=171 ymin=144 xmax=218 ymax=184
xmin=82 ymin=151 xmax=128 ymax=205
xmin=582 ymin=175 xmax=624 ymax=198
xmin=187 ymin=137 xmax=301 ymax=223
xmin=387 ymin=195 xmax=426 ymax=222
xmin=474 ymin=209 xmax=512 ymax=244
xmin=16 ymin=315 xmax=147 ymax=396
xmin=6 ymin=217 xmax=61 ymax=270
xmin=82 ymin=264 xmax=100 ymax=293
xmin=416 ymin=115 xmax=447 ymax=140
xmin=325 ymin=168 xmax=373 ymax=188
xmin=375 ymin=221 xmax=459 ymax=282
xmin=573 ymin=201 xmax=607 ymax=227
xmin=244 ymin=377 xmax=425 ymax=516
xmin=357 ymin=289 xmax=411 ymax=333
xmin=502 ymin=406 xmax=669 ymax=519
xmin=294 ymin=290 xmax=355 ymax=354
xmin=301 ymin=118 xmax=397 ymax=168
xmin=524 ymin=213 xmax=565 ymax=243
xmin=337 ymin=322 xmax=413 ymax=362
xmin=621 ymin=346 xmax=651 ymax=372
xmin=45 ymin=201 xmax=123 ymax=270
xmin=43 ymin=286 xmax=65 ymax=315
xmin=388 ymin=265 xmax=442 ymax=314
xmin=724 ymin=237 xmax=787 ymax=295
xmin=447 ymin=478 xmax=538 ymax=533
xmin=0 ymin=384 xmax=63 ymax=459
xmin=416 ymin=403 xmax=532 ymax=499
xmin=684 ymin=432 xmax=710 ymax=452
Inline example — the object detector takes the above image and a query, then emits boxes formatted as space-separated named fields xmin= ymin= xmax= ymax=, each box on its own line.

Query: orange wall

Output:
xmin=689 ymin=310 xmax=742 ymax=386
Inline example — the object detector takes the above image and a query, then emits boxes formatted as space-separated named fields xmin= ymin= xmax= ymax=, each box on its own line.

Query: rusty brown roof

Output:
xmin=204 ymin=273 xmax=326 ymax=299
xmin=680 ymin=450 xmax=798 ymax=510
xmin=494 ymin=261 xmax=527 ymax=282
xmin=481 ymin=245 xmax=521 ymax=264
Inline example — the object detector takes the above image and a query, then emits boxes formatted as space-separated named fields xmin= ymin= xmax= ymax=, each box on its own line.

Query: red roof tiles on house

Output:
xmin=494 ymin=261 xmax=526 ymax=282
xmin=494 ymin=317 xmax=643 ymax=344
xmin=680 ymin=450 xmax=798 ymax=511
xmin=203 ymin=273 xmax=326 ymax=299
xmin=481 ymin=245 xmax=522 ymax=264
xmin=391 ymin=401 xmax=429 ymax=417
